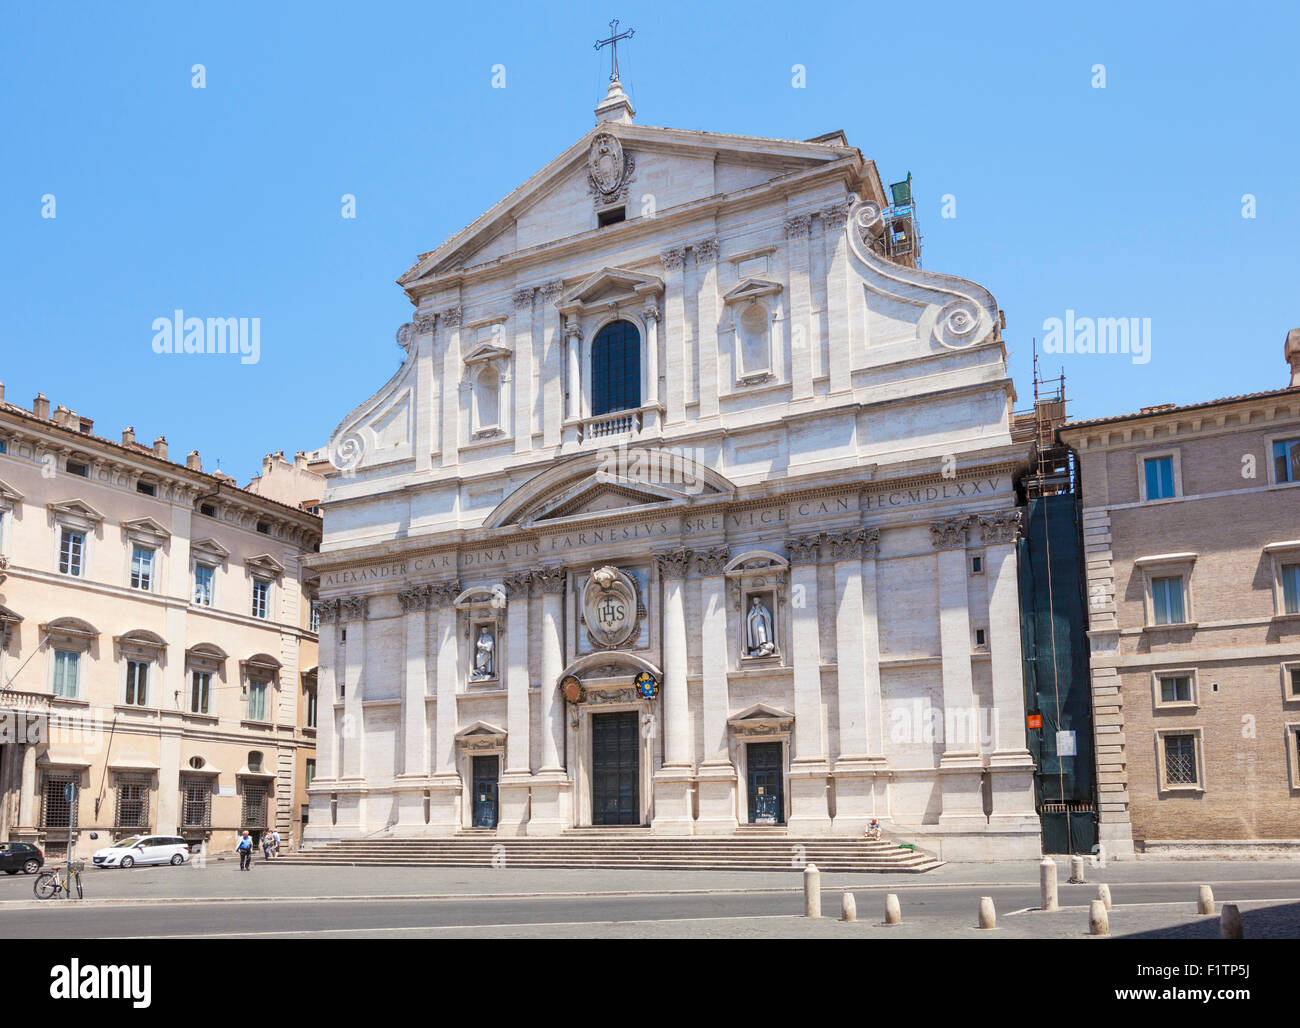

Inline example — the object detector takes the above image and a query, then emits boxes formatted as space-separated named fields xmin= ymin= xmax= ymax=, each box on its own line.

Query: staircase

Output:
xmin=276 ymin=829 xmax=943 ymax=873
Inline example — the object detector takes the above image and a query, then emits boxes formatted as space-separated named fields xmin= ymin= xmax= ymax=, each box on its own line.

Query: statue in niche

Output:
xmin=745 ymin=596 xmax=776 ymax=657
xmin=470 ymin=626 xmax=495 ymax=680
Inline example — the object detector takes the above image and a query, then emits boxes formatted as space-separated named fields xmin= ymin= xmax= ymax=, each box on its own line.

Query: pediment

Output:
xmin=455 ymin=720 xmax=507 ymax=740
xmin=400 ymin=123 xmax=860 ymax=285
xmin=191 ymin=537 xmax=232 ymax=561
xmin=560 ymin=266 xmax=663 ymax=313
xmin=47 ymin=498 xmax=105 ymax=524
xmin=0 ymin=477 xmax=24 ymax=505
xmin=246 ymin=553 xmax=286 ymax=577
xmin=527 ymin=473 xmax=719 ymax=526
xmin=723 ymin=277 xmax=783 ymax=303
xmin=464 ymin=342 xmax=512 ymax=365
xmin=121 ymin=516 xmax=171 ymax=541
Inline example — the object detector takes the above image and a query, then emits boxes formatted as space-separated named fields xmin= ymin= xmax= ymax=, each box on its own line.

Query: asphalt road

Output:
xmin=6 ymin=877 xmax=1299 ymax=938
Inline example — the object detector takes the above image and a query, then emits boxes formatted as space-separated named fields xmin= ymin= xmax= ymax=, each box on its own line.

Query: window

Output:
xmin=1158 ymin=674 xmax=1194 ymax=705
xmin=115 ymin=777 xmax=150 ymax=830
xmin=248 ymin=681 xmax=268 ymax=721
xmin=306 ymin=686 xmax=317 ymax=729
xmin=188 ymin=756 xmax=206 ymax=770
xmin=1274 ymin=437 xmax=1300 ymax=484
xmin=1291 ymin=666 xmax=1300 ymax=698
xmin=0 ymin=438 xmax=6 ymax=454
xmin=256 ymin=521 xmax=270 ymax=535
xmin=305 ymin=759 xmax=316 ymax=789
xmin=190 ymin=671 xmax=212 ymax=715
xmin=194 ymin=564 xmax=215 ymax=606
xmin=58 ymin=528 xmax=84 ymax=576
xmin=309 ymin=602 xmax=320 ymax=633
xmin=66 ymin=460 xmax=89 ymax=478
xmin=1162 ymin=733 xmax=1199 ymax=787
xmin=52 ymin=650 xmax=80 ymax=699
xmin=974 ymin=628 xmax=987 ymax=647
xmin=136 ymin=481 xmax=156 ymax=496
xmin=130 ymin=545 xmax=155 ymax=591
xmin=124 ymin=660 xmax=149 ymax=707
xmin=597 ymin=206 xmax=626 ymax=227
xmin=1151 ymin=575 xmax=1186 ymax=625
xmin=971 ymin=555 xmax=983 ymax=574
xmin=252 ymin=579 xmax=270 ymax=619
xmin=590 ymin=320 xmax=641 ymax=417
xmin=181 ymin=778 xmax=211 ymax=828
xmin=41 ymin=776 xmax=77 ymax=829
xmin=241 ymin=782 xmax=268 ymax=828
xmin=247 ymin=751 xmax=264 ymax=773
xmin=1144 ymin=456 xmax=1176 ymax=500
xmin=199 ymin=503 xmax=216 ymax=517
xmin=1282 ymin=564 xmax=1300 ymax=616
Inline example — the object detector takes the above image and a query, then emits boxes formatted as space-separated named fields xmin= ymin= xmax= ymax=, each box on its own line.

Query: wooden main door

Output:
xmin=592 ymin=711 xmax=639 ymax=825
xmin=747 ymin=742 xmax=784 ymax=824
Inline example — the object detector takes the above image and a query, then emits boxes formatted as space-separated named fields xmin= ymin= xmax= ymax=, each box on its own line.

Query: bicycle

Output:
xmin=34 ymin=859 xmax=84 ymax=900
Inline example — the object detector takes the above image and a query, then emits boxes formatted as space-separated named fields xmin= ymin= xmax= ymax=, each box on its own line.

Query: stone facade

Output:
xmin=304 ymin=87 xmax=1041 ymax=859
xmin=0 ymin=393 xmax=322 ymax=857
xmin=1059 ymin=335 xmax=1300 ymax=855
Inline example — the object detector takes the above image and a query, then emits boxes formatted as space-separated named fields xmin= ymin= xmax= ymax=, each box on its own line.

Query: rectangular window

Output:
xmin=1144 ymin=456 xmax=1176 ymax=499
xmin=306 ymin=687 xmax=317 ymax=729
xmin=52 ymin=650 xmax=80 ymax=699
xmin=1275 ymin=438 xmax=1300 ymax=483
xmin=1291 ymin=666 xmax=1300 ymax=697
xmin=136 ymin=481 xmax=156 ymax=496
xmin=252 ymin=579 xmax=270 ymax=619
xmin=305 ymin=759 xmax=316 ymax=789
xmin=41 ymin=776 xmax=77 ymax=829
xmin=190 ymin=671 xmax=211 ymax=715
xmin=181 ymin=778 xmax=211 ymax=828
xmin=66 ymin=460 xmax=89 ymax=478
xmin=1159 ymin=675 xmax=1193 ymax=704
xmin=309 ymin=603 xmax=320 ymax=633
xmin=130 ymin=545 xmax=155 ymax=591
xmin=58 ymin=528 xmax=84 ymax=576
xmin=115 ymin=778 xmax=150 ymax=829
xmin=1164 ymin=734 xmax=1199 ymax=786
xmin=1151 ymin=576 xmax=1186 ymax=625
xmin=194 ymin=564 xmax=215 ymax=606
xmin=248 ymin=680 xmax=268 ymax=721
xmin=124 ymin=661 xmax=149 ymax=707
xmin=241 ymin=783 xmax=268 ymax=828
xmin=1282 ymin=563 xmax=1300 ymax=616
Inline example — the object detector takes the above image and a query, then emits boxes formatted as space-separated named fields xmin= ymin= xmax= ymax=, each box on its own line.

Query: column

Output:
xmin=828 ymin=529 xmax=886 ymax=834
xmin=786 ymin=534 xmax=831 ymax=832
xmin=512 ymin=287 xmax=535 ymax=453
xmin=528 ymin=566 xmax=571 ymax=835
xmin=784 ymin=215 xmax=814 ymax=402
xmin=499 ymin=571 xmax=533 ymax=836
xmin=980 ymin=511 xmax=1039 ymax=843
xmin=932 ymin=517 xmax=985 ymax=827
xmin=412 ymin=312 xmax=437 ymax=470
xmin=395 ymin=586 xmax=431 ymax=827
xmin=339 ymin=596 xmax=368 ymax=780
xmin=660 ymin=247 xmax=687 ymax=424
xmin=820 ymin=202 xmax=854 ymax=395
xmin=542 ymin=281 xmax=564 ymax=449
xmin=427 ymin=580 xmax=462 ymax=833
xmin=694 ymin=237 xmax=720 ymax=420
xmin=17 ymin=740 xmax=36 ymax=832
xmin=642 ymin=301 xmax=661 ymax=432
xmin=653 ymin=548 xmax=694 ymax=834
xmin=563 ymin=322 xmax=582 ymax=445
xmin=440 ymin=305 xmax=462 ymax=468
xmin=303 ymin=600 xmax=338 ymax=841
xmin=695 ymin=546 xmax=737 ymax=834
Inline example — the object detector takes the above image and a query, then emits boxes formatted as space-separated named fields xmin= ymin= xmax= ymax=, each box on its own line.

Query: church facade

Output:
xmin=304 ymin=80 xmax=1041 ymax=859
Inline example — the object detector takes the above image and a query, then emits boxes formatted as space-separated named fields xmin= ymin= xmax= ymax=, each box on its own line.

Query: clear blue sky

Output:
xmin=2 ymin=1 xmax=1297 ymax=482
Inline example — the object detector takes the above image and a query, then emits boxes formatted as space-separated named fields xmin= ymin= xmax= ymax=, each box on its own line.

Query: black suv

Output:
xmin=0 ymin=842 xmax=44 ymax=875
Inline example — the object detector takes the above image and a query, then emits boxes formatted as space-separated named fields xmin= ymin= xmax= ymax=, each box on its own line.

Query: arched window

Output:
xmin=591 ymin=320 xmax=641 ymax=417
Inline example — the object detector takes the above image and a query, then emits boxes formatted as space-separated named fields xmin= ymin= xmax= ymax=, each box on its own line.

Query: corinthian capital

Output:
xmin=533 ymin=566 xmax=567 ymax=595
xmin=930 ymin=516 xmax=972 ymax=550
xmin=825 ymin=528 xmax=879 ymax=562
xmin=785 ymin=534 xmax=821 ymax=565
xmin=783 ymin=214 xmax=811 ymax=239
xmin=340 ymin=595 xmax=370 ymax=621
xmin=428 ymin=580 xmax=462 ymax=608
xmin=659 ymin=246 xmax=687 ymax=271
xmin=513 ymin=287 xmax=535 ymax=310
xmin=695 ymin=546 xmax=731 ymax=577
xmin=398 ymin=585 xmax=432 ymax=612
xmin=693 ymin=236 xmax=719 ymax=263
xmin=313 ymin=598 xmax=341 ymax=625
xmin=978 ymin=509 xmax=1023 ymax=545
xmin=441 ymin=305 xmax=463 ymax=328
xmin=655 ymin=548 xmax=693 ymax=579
xmin=819 ymin=201 xmax=853 ymax=227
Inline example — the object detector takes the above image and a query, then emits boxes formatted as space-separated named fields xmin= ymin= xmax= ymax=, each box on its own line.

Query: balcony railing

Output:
xmin=579 ymin=407 xmax=643 ymax=442
xmin=0 ymin=688 xmax=52 ymax=715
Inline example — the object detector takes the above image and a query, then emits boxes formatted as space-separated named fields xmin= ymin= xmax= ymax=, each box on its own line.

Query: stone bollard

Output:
xmin=1040 ymin=857 xmax=1059 ymax=912
xmin=841 ymin=892 xmax=857 ymax=922
xmin=1069 ymin=855 xmax=1086 ymax=884
xmin=1097 ymin=883 xmax=1112 ymax=911
xmin=884 ymin=893 xmax=902 ymax=925
xmin=1089 ymin=899 xmax=1110 ymax=936
xmin=977 ymin=896 xmax=997 ymax=930
xmin=1197 ymin=885 xmax=1215 ymax=916
xmin=803 ymin=863 xmax=821 ymax=918
xmin=1221 ymin=904 xmax=1242 ymax=939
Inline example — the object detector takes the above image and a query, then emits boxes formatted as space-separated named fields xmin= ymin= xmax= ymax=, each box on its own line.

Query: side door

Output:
xmin=138 ymin=837 xmax=165 ymax=864
xmin=0 ymin=844 xmax=13 ymax=871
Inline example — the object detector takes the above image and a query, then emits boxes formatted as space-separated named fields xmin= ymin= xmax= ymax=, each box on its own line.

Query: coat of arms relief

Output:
xmin=587 ymin=132 xmax=635 ymax=208
xmin=582 ymin=565 xmax=641 ymax=649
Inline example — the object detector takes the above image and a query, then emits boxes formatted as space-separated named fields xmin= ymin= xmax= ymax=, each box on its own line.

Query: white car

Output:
xmin=92 ymin=835 xmax=190 ymax=869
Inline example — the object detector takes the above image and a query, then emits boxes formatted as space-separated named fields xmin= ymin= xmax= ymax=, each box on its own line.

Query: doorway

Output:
xmin=591 ymin=711 xmax=639 ymax=825
xmin=746 ymin=742 xmax=784 ymax=824
xmin=471 ymin=755 xmax=499 ymax=829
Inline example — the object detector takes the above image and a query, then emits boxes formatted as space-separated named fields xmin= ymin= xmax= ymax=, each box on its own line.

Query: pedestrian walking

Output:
xmin=269 ymin=827 xmax=281 ymax=859
xmin=262 ymin=831 xmax=274 ymax=861
xmin=237 ymin=830 xmax=253 ymax=871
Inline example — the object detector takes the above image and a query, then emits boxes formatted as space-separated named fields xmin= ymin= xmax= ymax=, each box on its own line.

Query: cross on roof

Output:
xmin=594 ymin=19 xmax=634 ymax=83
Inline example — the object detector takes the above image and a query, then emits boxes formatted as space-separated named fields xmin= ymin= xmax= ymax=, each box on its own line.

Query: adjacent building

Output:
xmin=1059 ymin=330 xmax=1300 ymax=856
xmin=0 ymin=391 xmax=323 ymax=858
xmin=304 ymin=80 xmax=1041 ymax=859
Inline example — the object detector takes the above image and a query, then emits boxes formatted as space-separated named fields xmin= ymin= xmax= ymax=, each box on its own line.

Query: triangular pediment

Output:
xmin=400 ymin=124 xmax=861 ymax=284
xmin=47 ymin=498 xmax=105 ymax=524
xmin=723 ymin=277 xmax=783 ymax=303
xmin=246 ymin=553 xmax=285 ymax=577
xmin=0 ymin=477 xmax=24 ymax=505
xmin=191 ymin=537 xmax=232 ymax=561
xmin=527 ymin=472 xmax=718 ymax=526
xmin=561 ymin=267 xmax=663 ymax=311
xmin=121 ymin=516 xmax=171 ymax=541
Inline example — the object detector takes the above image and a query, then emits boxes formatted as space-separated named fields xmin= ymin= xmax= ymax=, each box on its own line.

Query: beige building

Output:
xmin=1060 ymin=330 xmax=1300 ymax=856
xmin=0 ymin=389 xmax=322 ymax=858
